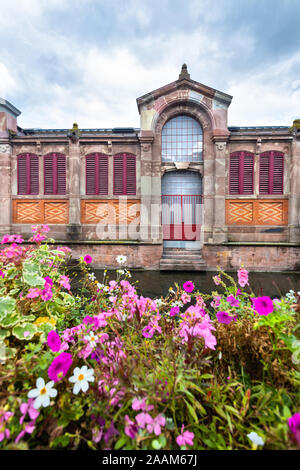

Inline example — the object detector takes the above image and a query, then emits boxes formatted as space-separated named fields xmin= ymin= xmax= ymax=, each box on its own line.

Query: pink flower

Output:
xmin=31 ymin=233 xmax=47 ymax=243
xmin=216 ymin=311 xmax=235 ymax=324
xmin=142 ymin=323 xmax=161 ymax=339
xmin=237 ymin=267 xmax=249 ymax=287
xmin=47 ymin=330 xmax=61 ymax=352
xmin=253 ymin=296 xmax=274 ymax=316
xmin=41 ymin=282 xmax=53 ymax=301
xmin=146 ymin=414 xmax=166 ymax=436
xmin=176 ymin=425 xmax=194 ymax=447
xmin=169 ymin=306 xmax=180 ymax=317
xmin=84 ymin=255 xmax=92 ymax=264
xmin=210 ymin=295 xmax=221 ymax=308
xmin=213 ymin=275 xmax=221 ymax=286
xmin=124 ymin=415 xmax=138 ymax=439
xmin=48 ymin=352 xmax=72 ymax=382
xmin=226 ymin=294 xmax=239 ymax=307
xmin=288 ymin=413 xmax=300 ymax=446
xmin=44 ymin=276 xmax=53 ymax=286
xmin=135 ymin=412 xmax=153 ymax=429
xmin=19 ymin=399 xmax=39 ymax=425
xmin=0 ymin=410 xmax=13 ymax=442
xmin=181 ymin=293 xmax=191 ymax=304
xmin=183 ymin=281 xmax=194 ymax=293
xmin=26 ymin=288 xmax=41 ymax=299
xmin=132 ymin=398 xmax=154 ymax=412
xmin=59 ymin=275 xmax=71 ymax=290
xmin=0 ymin=270 xmax=4 ymax=278
xmin=15 ymin=421 xmax=36 ymax=444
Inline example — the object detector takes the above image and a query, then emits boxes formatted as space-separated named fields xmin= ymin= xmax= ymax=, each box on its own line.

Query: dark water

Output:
xmin=91 ymin=270 xmax=300 ymax=299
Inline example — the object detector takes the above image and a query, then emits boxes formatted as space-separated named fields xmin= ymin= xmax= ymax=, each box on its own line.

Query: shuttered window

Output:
xmin=229 ymin=151 xmax=254 ymax=195
xmin=85 ymin=153 xmax=108 ymax=195
xmin=17 ymin=153 xmax=39 ymax=195
xmin=113 ymin=153 xmax=136 ymax=195
xmin=259 ymin=151 xmax=284 ymax=194
xmin=44 ymin=153 xmax=66 ymax=195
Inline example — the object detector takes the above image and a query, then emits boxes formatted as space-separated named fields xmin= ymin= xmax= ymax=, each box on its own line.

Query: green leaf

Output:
xmin=152 ymin=439 xmax=162 ymax=449
xmin=12 ymin=323 xmax=37 ymax=340
xmin=23 ymin=261 xmax=44 ymax=287
xmin=115 ymin=436 xmax=127 ymax=450
xmin=0 ymin=296 xmax=16 ymax=320
xmin=0 ymin=311 xmax=19 ymax=328
xmin=184 ymin=399 xmax=199 ymax=424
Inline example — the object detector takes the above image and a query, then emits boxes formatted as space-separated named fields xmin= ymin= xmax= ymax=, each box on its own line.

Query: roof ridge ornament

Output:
xmin=178 ymin=63 xmax=190 ymax=81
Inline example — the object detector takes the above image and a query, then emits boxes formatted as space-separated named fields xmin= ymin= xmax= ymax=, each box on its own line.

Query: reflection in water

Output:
xmin=91 ymin=270 xmax=300 ymax=299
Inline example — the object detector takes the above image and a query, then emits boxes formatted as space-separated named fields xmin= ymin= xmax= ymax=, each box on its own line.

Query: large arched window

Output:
xmin=162 ymin=115 xmax=203 ymax=162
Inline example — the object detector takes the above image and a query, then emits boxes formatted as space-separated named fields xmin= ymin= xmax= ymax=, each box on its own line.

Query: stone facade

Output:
xmin=0 ymin=66 xmax=299 ymax=271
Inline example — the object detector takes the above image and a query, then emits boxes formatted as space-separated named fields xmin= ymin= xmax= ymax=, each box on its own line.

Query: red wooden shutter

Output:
xmin=17 ymin=154 xmax=27 ymax=195
xmin=98 ymin=154 xmax=108 ymax=195
xmin=272 ymin=152 xmax=284 ymax=194
xmin=44 ymin=154 xmax=54 ymax=194
xmin=126 ymin=154 xmax=136 ymax=195
xmin=86 ymin=155 xmax=96 ymax=195
xmin=259 ymin=151 xmax=284 ymax=194
xmin=18 ymin=153 xmax=39 ymax=195
xmin=229 ymin=152 xmax=253 ymax=195
xmin=114 ymin=154 xmax=124 ymax=195
xmin=242 ymin=152 xmax=254 ymax=194
xmin=56 ymin=154 xmax=66 ymax=194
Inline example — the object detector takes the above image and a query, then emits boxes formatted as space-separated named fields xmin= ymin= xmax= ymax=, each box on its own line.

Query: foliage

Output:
xmin=0 ymin=228 xmax=299 ymax=450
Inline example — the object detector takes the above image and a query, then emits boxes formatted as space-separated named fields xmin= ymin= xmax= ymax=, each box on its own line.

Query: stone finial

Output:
xmin=67 ymin=122 xmax=81 ymax=143
xmin=289 ymin=118 xmax=300 ymax=137
xmin=178 ymin=63 xmax=190 ymax=80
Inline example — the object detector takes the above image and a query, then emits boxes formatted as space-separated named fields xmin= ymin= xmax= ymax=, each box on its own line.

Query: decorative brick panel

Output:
xmin=81 ymin=200 xmax=140 ymax=225
xmin=226 ymin=199 xmax=288 ymax=225
xmin=13 ymin=200 xmax=69 ymax=224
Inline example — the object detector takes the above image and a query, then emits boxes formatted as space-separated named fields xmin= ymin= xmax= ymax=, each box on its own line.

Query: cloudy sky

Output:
xmin=0 ymin=0 xmax=299 ymax=129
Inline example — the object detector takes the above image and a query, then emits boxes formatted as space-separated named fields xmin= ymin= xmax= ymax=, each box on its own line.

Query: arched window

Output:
xmin=44 ymin=153 xmax=66 ymax=195
xmin=162 ymin=115 xmax=203 ymax=162
xmin=113 ymin=153 xmax=136 ymax=195
xmin=17 ymin=153 xmax=39 ymax=195
xmin=85 ymin=153 xmax=108 ymax=195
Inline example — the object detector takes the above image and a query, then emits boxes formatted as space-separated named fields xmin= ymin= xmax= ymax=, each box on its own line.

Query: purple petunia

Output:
xmin=47 ymin=330 xmax=61 ymax=352
xmin=216 ymin=311 xmax=235 ymax=324
xmin=84 ymin=255 xmax=93 ymax=264
xmin=226 ymin=294 xmax=240 ymax=307
xmin=288 ymin=413 xmax=300 ymax=446
xmin=183 ymin=281 xmax=195 ymax=293
xmin=253 ymin=296 xmax=274 ymax=316
xmin=48 ymin=352 xmax=73 ymax=382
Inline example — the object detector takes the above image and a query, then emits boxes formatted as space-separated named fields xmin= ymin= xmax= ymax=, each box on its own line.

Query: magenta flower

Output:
xmin=226 ymin=294 xmax=240 ymax=307
xmin=41 ymin=283 xmax=53 ymax=301
xmin=135 ymin=412 xmax=153 ymax=429
xmin=26 ymin=288 xmax=41 ymax=299
xmin=253 ymin=296 xmax=274 ymax=316
xmin=124 ymin=415 xmax=138 ymax=439
xmin=176 ymin=425 xmax=194 ymax=447
xmin=169 ymin=306 xmax=180 ymax=317
xmin=48 ymin=352 xmax=72 ymax=382
xmin=183 ymin=281 xmax=195 ymax=293
xmin=31 ymin=233 xmax=47 ymax=243
xmin=216 ymin=311 xmax=235 ymax=324
xmin=146 ymin=414 xmax=166 ymax=436
xmin=288 ymin=413 xmax=300 ymax=446
xmin=0 ymin=270 xmax=4 ymax=278
xmin=84 ymin=255 xmax=93 ymax=264
xmin=47 ymin=330 xmax=61 ymax=352
xmin=0 ymin=411 xmax=13 ymax=442
xmin=237 ymin=267 xmax=249 ymax=287
xmin=44 ymin=276 xmax=53 ymax=286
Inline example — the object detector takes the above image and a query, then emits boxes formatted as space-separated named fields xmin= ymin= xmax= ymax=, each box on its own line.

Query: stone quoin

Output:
xmin=0 ymin=65 xmax=299 ymax=271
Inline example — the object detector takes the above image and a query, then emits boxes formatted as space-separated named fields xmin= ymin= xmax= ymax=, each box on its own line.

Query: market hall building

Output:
xmin=0 ymin=65 xmax=299 ymax=271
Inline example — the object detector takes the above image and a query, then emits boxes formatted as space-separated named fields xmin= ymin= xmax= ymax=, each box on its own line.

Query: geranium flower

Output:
xmin=288 ymin=413 xmax=300 ymax=446
xmin=69 ymin=366 xmax=94 ymax=394
xmin=26 ymin=288 xmax=41 ymax=299
xmin=216 ymin=311 xmax=235 ymax=324
xmin=84 ymin=255 xmax=92 ymax=264
xmin=48 ymin=352 xmax=72 ymax=382
xmin=59 ymin=275 xmax=71 ymax=290
xmin=27 ymin=378 xmax=57 ymax=409
xmin=253 ymin=296 xmax=274 ymax=316
xmin=176 ymin=425 xmax=194 ymax=447
xmin=44 ymin=276 xmax=53 ymax=286
xmin=47 ymin=330 xmax=61 ymax=352
xmin=169 ymin=306 xmax=180 ymax=317
xmin=183 ymin=281 xmax=194 ymax=293
xmin=237 ymin=267 xmax=249 ymax=287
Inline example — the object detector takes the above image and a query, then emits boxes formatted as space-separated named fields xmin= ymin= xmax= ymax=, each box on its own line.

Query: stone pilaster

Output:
xmin=0 ymin=143 xmax=12 ymax=235
xmin=68 ymin=140 xmax=82 ymax=239
xmin=212 ymin=138 xmax=228 ymax=243
xmin=139 ymin=136 xmax=154 ymax=242
xmin=289 ymin=136 xmax=300 ymax=242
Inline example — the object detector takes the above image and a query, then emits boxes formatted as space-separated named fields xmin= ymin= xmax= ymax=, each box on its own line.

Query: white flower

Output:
xmin=172 ymin=301 xmax=183 ymax=308
xmin=97 ymin=283 xmax=105 ymax=290
xmin=88 ymin=272 xmax=96 ymax=281
xmin=69 ymin=366 xmax=94 ymax=394
xmin=154 ymin=298 xmax=165 ymax=307
xmin=27 ymin=377 xmax=57 ymax=409
xmin=84 ymin=332 xmax=98 ymax=348
xmin=247 ymin=432 xmax=264 ymax=447
xmin=116 ymin=255 xmax=127 ymax=265
xmin=117 ymin=269 xmax=125 ymax=275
